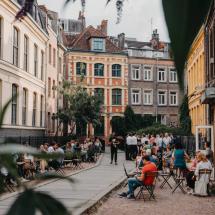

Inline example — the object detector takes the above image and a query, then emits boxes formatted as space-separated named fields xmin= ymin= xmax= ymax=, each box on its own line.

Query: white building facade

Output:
xmin=0 ymin=0 xmax=49 ymax=137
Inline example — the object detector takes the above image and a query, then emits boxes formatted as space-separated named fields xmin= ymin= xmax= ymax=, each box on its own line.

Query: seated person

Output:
xmin=163 ymin=145 xmax=172 ymax=169
xmin=193 ymin=153 xmax=212 ymax=196
xmin=118 ymin=155 xmax=157 ymax=199
xmin=186 ymin=151 xmax=200 ymax=193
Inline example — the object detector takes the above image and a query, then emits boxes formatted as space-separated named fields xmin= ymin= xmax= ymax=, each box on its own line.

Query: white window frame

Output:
xmin=131 ymin=65 xmax=141 ymax=80
xmin=158 ymin=90 xmax=167 ymax=106
xmin=169 ymin=91 xmax=178 ymax=106
xmin=92 ymin=38 xmax=105 ymax=52
xmin=157 ymin=67 xmax=167 ymax=82
xmin=143 ymin=66 xmax=153 ymax=81
xmin=131 ymin=88 xmax=141 ymax=105
xmin=169 ymin=67 xmax=178 ymax=83
xmin=143 ymin=89 xmax=153 ymax=105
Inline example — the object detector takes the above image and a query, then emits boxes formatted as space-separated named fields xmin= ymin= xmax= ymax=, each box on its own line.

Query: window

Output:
xmin=34 ymin=44 xmax=38 ymax=77
xmin=157 ymin=68 xmax=166 ymax=82
xmin=13 ymin=27 xmax=19 ymax=66
xmin=53 ymin=80 xmax=55 ymax=98
xmin=92 ymin=38 xmax=105 ymax=52
xmin=131 ymin=89 xmax=141 ymax=105
xmin=47 ymin=112 xmax=51 ymax=131
xmin=94 ymin=88 xmax=104 ymax=104
xmin=76 ymin=62 xmax=86 ymax=75
xmin=169 ymin=91 xmax=178 ymax=106
xmin=0 ymin=17 xmax=2 ymax=58
xmin=49 ymin=44 xmax=51 ymax=64
xmin=32 ymin=93 xmax=37 ymax=126
xmin=53 ymin=48 xmax=56 ymax=67
xmin=144 ymin=66 xmax=153 ymax=81
xmin=22 ymin=88 xmax=27 ymax=125
xmin=143 ymin=90 xmax=153 ymax=105
xmin=23 ymin=35 xmax=28 ymax=71
xmin=158 ymin=91 xmax=167 ymax=106
xmin=112 ymin=89 xmax=122 ymax=105
xmin=58 ymin=57 xmax=62 ymax=73
xmin=169 ymin=68 xmax=177 ymax=82
xmin=11 ymin=84 xmax=18 ymax=125
xmin=94 ymin=63 xmax=104 ymax=76
xmin=52 ymin=113 xmax=55 ymax=133
xmin=40 ymin=95 xmax=43 ymax=127
xmin=48 ymin=78 xmax=51 ymax=97
xmin=41 ymin=51 xmax=44 ymax=80
xmin=131 ymin=65 xmax=141 ymax=80
xmin=112 ymin=64 xmax=121 ymax=77
xmin=94 ymin=116 xmax=104 ymax=136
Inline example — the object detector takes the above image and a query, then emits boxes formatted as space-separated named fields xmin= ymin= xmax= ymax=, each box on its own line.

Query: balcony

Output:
xmin=201 ymin=87 xmax=215 ymax=104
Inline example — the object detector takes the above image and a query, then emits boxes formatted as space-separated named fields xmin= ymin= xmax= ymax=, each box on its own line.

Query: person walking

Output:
xmin=109 ymin=132 xmax=118 ymax=165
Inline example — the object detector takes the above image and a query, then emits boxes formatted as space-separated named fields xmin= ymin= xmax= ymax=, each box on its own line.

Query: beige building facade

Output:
xmin=0 ymin=0 xmax=48 ymax=137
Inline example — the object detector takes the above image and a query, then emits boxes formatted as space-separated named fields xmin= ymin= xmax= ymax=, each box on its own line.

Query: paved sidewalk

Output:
xmin=0 ymin=150 xmax=134 ymax=215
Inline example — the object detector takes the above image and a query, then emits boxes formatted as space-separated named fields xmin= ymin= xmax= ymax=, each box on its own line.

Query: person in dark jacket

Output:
xmin=109 ymin=132 xmax=119 ymax=165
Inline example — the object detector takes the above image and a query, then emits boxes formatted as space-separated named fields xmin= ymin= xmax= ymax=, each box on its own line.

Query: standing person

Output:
xmin=172 ymin=142 xmax=190 ymax=170
xmin=131 ymin=133 xmax=138 ymax=160
xmin=163 ymin=133 xmax=172 ymax=149
xmin=109 ymin=132 xmax=118 ymax=165
xmin=126 ymin=133 xmax=132 ymax=160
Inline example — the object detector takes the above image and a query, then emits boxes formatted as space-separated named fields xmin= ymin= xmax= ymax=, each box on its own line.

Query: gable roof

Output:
xmin=64 ymin=26 xmax=123 ymax=54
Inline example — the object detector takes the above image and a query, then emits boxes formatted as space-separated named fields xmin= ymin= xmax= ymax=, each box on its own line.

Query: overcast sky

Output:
xmin=37 ymin=0 xmax=169 ymax=42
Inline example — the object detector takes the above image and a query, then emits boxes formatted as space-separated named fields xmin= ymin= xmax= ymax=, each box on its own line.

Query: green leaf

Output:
xmin=0 ymin=97 xmax=14 ymax=128
xmin=6 ymin=189 xmax=36 ymax=215
xmin=6 ymin=189 xmax=70 ymax=215
xmin=162 ymin=0 xmax=212 ymax=89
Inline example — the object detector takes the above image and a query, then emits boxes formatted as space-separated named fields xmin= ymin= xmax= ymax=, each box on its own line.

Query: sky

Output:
xmin=37 ymin=0 xmax=170 ymax=42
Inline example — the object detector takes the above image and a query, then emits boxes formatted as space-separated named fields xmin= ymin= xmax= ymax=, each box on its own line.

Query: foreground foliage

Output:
xmin=0 ymin=100 xmax=74 ymax=215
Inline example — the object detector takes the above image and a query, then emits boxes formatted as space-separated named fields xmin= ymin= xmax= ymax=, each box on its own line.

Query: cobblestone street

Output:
xmin=95 ymin=181 xmax=215 ymax=215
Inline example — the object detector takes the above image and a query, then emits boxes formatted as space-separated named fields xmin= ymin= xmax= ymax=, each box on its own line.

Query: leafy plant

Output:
xmin=56 ymin=78 xmax=102 ymax=137
xmin=179 ymin=95 xmax=192 ymax=135
xmin=0 ymin=99 xmax=74 ymax=215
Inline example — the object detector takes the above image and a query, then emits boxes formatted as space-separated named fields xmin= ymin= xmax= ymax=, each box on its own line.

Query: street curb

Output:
xmin=0 ymin=154 xmax=104 ymax=202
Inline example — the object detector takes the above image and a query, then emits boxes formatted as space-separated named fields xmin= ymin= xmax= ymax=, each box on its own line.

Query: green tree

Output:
xmin=57 ymin=78 xmax=102 ymax=137
xmin=179 ymin=95 xmax=192 ymax=135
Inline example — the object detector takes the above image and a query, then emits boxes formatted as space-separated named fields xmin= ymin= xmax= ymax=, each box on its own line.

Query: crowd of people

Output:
xmin=118 ymin=132 xmax=214 ymax=199
xmin=0 ymin=137 xmax=103 ymax=190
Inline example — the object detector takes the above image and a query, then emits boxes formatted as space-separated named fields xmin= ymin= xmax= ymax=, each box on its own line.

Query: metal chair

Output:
xmin=136 ymin=171 xmax=158 ymax=200
xmin=172 ymin=168 xmax=186 ymax=194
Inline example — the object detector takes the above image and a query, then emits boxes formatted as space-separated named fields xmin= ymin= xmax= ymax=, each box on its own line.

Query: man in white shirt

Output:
xmin=126 ymin=133 xmax=133 ymax=160
xmin=162 ymin=133 xmax=172 ymax=148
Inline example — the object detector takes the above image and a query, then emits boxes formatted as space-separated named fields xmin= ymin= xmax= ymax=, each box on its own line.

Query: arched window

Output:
xmin=76 ymin=62 xmax=87 ymax=75
xmin=13 ymin=27 xmax=19 ymax=66
xmin=11 ymin=84 xmax=18 ymax=125
xmin=112 ymin=64 xmax=121 ymax=77
xmin=40 ymin=95 xmax=44 ymax=127
xmin=94 ymin=63 xmax=104 ymax=76
xmin=23 ymin=35 xmax=29 ymax=71
xmin=22 ymin=88 xmax=28 ymax=125
xmin=32 ymin=92 xmax=37 ymax=126
xmin=112 ymin=89 xmax=122 ymax=105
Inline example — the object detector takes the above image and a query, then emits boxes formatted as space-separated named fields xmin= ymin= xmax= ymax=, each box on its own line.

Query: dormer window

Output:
xmin=92 ymin=38 xmax=105 ymax=52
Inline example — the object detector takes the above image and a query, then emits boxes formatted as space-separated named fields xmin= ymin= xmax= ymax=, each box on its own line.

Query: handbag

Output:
xmin=194 ymin=174 xmax=208 ymax=196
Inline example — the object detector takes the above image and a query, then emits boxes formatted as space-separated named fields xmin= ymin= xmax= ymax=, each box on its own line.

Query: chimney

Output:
xmin=100 ymin=20 xmax=108 ymax=36
xmin=118 ymin=33 xmax=125 ymax=49
xmin=150 ymin=29 xmax=160 ymax=49
xmin=78 ymin=11 xmax=86 ymax=30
